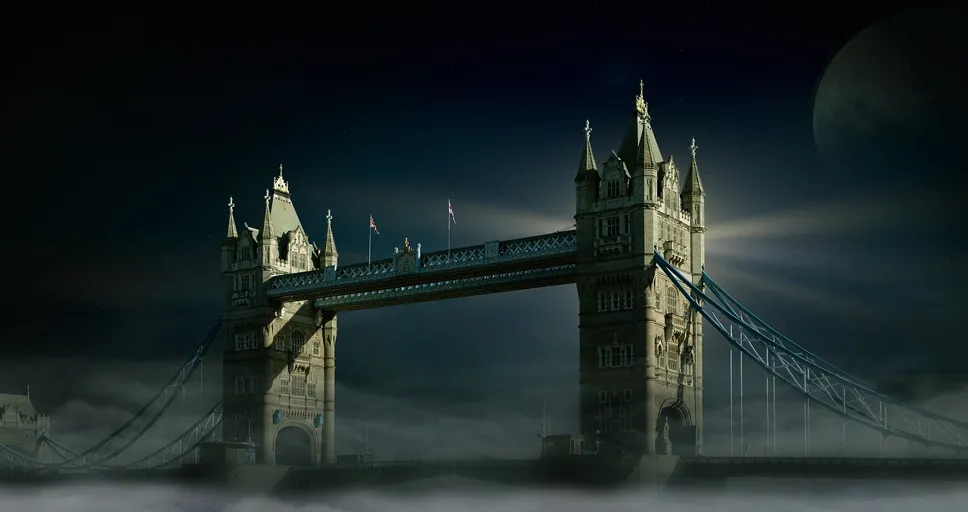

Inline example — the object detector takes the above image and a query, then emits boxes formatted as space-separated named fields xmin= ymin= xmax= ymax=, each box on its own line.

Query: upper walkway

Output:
xmin=266 ymin=230 xmax=578 ymax=309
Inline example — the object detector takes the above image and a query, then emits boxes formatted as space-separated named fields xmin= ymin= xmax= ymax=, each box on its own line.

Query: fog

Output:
xmin=3 ymin=353 xmax=968 ymax=466
xmin=0 ymin=477 xmax=962 ymax=511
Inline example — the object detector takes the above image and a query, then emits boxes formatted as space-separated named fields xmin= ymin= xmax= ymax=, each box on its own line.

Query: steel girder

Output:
xmin=267 ymin=230 xmax=578 ymax=301
xmin=0 ymin=317 xmax=222 ymax=471
xmin=653 ymin=250 xmax=968 ymax=453
xmin=116 ymin=401 xmax=223 ymax=470
xmin=313 ymin=264 xmax=577 ymax=311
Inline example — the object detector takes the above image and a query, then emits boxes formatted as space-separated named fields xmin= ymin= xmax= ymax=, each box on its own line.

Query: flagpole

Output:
xmin=447 ymin=200 xmax=451 ymax=261
xmin=368 ymin=215 xmax=372 ymax=267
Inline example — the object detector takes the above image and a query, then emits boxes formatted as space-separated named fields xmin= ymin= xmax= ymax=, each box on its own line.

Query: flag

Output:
xmin=448 ymin=199 xmax=456 ymax=225
xmin=369 ymin=215 xmax=380 ymax=235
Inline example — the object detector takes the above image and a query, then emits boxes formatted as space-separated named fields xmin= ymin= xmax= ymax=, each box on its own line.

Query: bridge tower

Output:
xmin=220 ymin=165 xmax=338 ymax=465
xmin=0 ymin=392 xmax=51 ymax=462
xmin=574 ymin=83 xmax=706 ymax=456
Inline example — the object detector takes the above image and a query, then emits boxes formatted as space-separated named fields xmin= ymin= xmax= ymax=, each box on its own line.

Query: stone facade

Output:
xmin=220 ymin=166 xmax=338 ymax=465
xmin=574 ymin=84 xmax=706 ymax=456
xmin=0 ymin=393 xmax=51 ymax=462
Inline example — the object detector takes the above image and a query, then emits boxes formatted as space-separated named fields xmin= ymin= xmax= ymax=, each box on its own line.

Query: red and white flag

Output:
xmin=369 ymin=214 xmax=380 ymax=235
xmin=448 ymin=199 xmax=456 ymax=225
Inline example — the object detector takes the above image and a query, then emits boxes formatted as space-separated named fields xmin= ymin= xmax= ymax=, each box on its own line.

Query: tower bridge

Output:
xmin=2 ymin=83 xmax=967 ymax=484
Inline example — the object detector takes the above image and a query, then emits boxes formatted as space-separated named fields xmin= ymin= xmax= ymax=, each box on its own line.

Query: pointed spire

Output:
xmin=682 ymin=137 xmax=705 ymax=196
xmin=575 ymin=120 xmax=598 ymax=181
xmin=260 ymin=189 xmax=274 ymax=240
xmin=618 ymin=80 xmax=663 ymax=169
xmin=226 ymin=196 xmax=238 ymax=238
xmin=638 ymin=126 xmax=659 ymax=170
xmin=321 ymin=208 xmax=338 ymax=266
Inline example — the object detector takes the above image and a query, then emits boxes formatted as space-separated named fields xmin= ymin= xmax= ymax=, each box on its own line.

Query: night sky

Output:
xmin=3 ymin=5 xmax=967 ymax=458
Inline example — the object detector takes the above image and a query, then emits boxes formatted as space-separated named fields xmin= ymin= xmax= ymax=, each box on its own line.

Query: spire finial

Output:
xmin=584 ymin=119 xmax=592 ymax=141
xmin=635 ymin=80 xmax=647 ymax=115
xmin=326 ymin=208 xmax=332 ymax=223
xmin=278 ymin=164 xmax=284 ymax=177
xmin=228 ymin=196 xmax=235 ymax=212
xmin=264 ymin=189 xmax=270 ymax=206
xmin=690 ymin=137 xmax=698 ymax=157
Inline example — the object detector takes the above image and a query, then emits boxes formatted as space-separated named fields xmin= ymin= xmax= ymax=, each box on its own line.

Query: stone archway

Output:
xmin=655 ymin=400 xmax=696 ymax=456
xmin=274 ymin=425 xmax=314 ymax=466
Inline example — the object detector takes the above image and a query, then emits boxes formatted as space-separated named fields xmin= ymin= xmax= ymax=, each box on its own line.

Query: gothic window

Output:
xmin=606 ymin=217 xmax=619 ymax=236
xmin=597 ymin=344 xmax=635 ymax=369
xmin=238 ymin=274 xmax=251 ymax=292
xmin=654 ymin=292 xmax=661 ymax=311
xmin=624 ymin=389 xmax=633 ymax=402
xmin=292 ymin=376 xmax=307 ymax=397
xmin=607 ymin=180 xmax=620 ymax=198
xmin=274 ymin=333 xmax=287 ymax=352
xmin=666 ymin=287 xmax=678 ymax=315
xmin=597 ymin=289 xmax=635 ymax=312
xmin=279 ymin=378 xmax=290 ymax=395
xmin=622 ymin=214 xmax=630 ymax=234
xmin=291 ymin=331 xmax=306 ymax=354
xmin=235 ymin=332 xmax=259 ymax=351
xmin=312 ymin=342 xmax=321 ymax=356
xmin=598 ymin=390 xmax=608 ymax=404
xmin=232 ymin=411 xmax=257 ymax=439
xmin=235 ymin=376 xmax=256 ymax=395
xmin=307 ymin=380 xmax=317 ymax=399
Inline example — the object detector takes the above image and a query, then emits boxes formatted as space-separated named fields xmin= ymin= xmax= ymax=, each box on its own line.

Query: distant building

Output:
xmin=0 ymin=392 xmax=51 ymax=462
xmin=542 ymin=434 xmax=586 ymax=457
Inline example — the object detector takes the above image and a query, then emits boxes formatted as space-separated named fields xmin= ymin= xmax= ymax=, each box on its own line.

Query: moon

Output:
xmin=813 ymin=7 xmax=968 ymax=159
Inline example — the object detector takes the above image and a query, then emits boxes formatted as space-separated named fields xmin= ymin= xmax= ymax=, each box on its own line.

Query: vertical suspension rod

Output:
xmin=740 ymin=343 xmax=745 ymax=456
xmin=729 ymin=326 xmax=734 ymax=457
xmin=765 ymin=344 xmax=771 ymax=455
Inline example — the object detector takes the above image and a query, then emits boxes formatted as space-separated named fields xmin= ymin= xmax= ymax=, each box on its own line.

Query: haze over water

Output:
xmin=0 ymin=477 xmax=959 ymax=511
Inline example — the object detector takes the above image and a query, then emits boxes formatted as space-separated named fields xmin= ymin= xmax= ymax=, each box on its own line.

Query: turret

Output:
xmin=574 ymin=120 xmax=599 ymax=214
xmin=681 ymin=138 xmax=706 ymax=276
xmin=619 ymin=81 xmax=661 ymax=205
xmin=222 ymin=196 xmax=238 ymax=272
xmin=320 ymin=209 xmax=338 ymax=268
xmin=260 ymin=189 xmax=278 ymax=268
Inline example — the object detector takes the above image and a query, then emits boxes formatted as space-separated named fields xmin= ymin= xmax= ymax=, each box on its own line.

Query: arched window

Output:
xmin=274 ymin=333 xmax=287 ymax=352
xmin=666 ymin=287 xmax=678 ymax=315
xmin=291 ymin=331 xmax=305 ymax=354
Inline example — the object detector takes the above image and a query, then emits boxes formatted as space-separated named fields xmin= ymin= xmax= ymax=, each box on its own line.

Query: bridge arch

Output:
xmin=656 ymin=399 xmax=695 ymax=456
xmin=273 ymin=421 xmax=319 ymax=466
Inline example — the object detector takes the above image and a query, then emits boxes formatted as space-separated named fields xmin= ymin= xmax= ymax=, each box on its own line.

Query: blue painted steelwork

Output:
xmin=0 ymin=317 xmax=222 ymax=470
xmin=313 ymin=264 xmax=577 ymax=311
xmin=653 ymin=249 xmax=968 ymax=453
xmin=267 ymin=230 xmax=577 ymax=300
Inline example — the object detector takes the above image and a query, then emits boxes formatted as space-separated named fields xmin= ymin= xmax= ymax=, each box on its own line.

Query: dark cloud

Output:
xmin=4 ymin=6 xmax=967 ymax=468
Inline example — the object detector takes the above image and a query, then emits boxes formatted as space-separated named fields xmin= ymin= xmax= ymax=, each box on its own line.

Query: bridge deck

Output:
xmin=267 ymin=230 xmax=578 ymax=308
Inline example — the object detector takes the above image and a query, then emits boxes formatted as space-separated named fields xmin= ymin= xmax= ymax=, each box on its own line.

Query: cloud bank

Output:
xmin=0 ymin=479 xmax=965 ymax=512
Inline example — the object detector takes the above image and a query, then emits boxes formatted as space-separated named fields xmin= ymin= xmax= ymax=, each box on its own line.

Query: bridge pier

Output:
xmin=320 ymin=311 xmax=337 ymax=465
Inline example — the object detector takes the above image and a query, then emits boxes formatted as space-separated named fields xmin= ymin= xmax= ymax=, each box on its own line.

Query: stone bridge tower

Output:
xmin=574 ymin=83 xmax=706 ymax=456
xmin=220 ymin=165 xmax=338 ymax=465
xmin=0 ymin=392 xmax=51 ymax=462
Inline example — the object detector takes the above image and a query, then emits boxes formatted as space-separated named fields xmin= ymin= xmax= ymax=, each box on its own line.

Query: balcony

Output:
xmin=662 ymin=241 xmax=686 ymax=267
